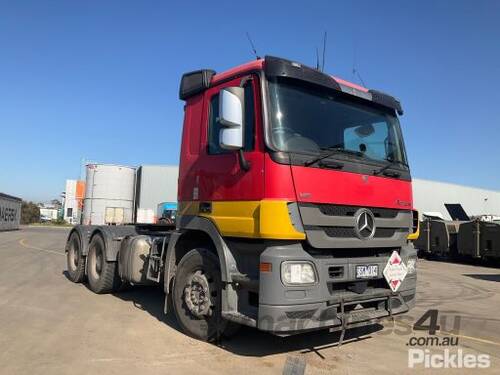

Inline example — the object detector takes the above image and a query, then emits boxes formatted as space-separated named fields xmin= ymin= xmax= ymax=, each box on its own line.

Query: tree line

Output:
xmin=21 ymin=201 xmax=40 ymax=224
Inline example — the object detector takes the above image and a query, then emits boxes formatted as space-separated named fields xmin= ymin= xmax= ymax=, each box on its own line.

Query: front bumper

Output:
xmin=257 ymin=243 xmax=417 ymax=334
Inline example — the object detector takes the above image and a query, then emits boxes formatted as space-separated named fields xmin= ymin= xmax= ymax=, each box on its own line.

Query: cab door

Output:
xmin=195 ymin=75 xmax=265 ymax=237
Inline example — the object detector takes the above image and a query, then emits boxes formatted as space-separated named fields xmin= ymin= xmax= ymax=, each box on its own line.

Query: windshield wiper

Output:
xmin=373 ymin=159 xmax=409 ymax=177
xmin=304 ymin=147 xmax=363 ymax=167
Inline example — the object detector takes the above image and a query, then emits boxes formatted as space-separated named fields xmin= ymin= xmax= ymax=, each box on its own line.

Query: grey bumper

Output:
xmin=257 ymin=243 xmax=417 ymax=334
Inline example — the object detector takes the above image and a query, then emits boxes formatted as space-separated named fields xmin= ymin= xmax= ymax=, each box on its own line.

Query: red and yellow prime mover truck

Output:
xmin=65 ymin=56 xmax=419 ymax=341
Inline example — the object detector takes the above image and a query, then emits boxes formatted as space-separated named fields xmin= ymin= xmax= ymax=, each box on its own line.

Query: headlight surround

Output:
xmin=281 ymin=261 xmax=318 ymax=286
xmin=406 ymin=256 xmax=417 ymax=274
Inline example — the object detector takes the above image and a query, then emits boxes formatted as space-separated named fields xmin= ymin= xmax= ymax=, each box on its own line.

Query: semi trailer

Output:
xmin=416 ymin=212 xmax=500 ymax=261
xmin=414 ymin=204 xmax=500 ymax=261
xmin=65 ymin=56 xmax=419 ymax=341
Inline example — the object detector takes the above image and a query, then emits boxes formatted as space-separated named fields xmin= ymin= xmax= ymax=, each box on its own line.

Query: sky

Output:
xmin=1 ymin=0 xmax=499 ymax=202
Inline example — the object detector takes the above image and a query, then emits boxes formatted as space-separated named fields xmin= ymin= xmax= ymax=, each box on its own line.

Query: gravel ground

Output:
xmin=0 ymin=226 xmax=499 ymax=374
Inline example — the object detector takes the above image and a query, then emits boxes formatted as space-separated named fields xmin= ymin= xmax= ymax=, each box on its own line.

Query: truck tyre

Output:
xmin=66 ymin=232 xmax=86 ymax=283
xmin=172 ymin=248 xmax=238 ymax=342
xmin=87 ymin=235 xmax=121 ymax=294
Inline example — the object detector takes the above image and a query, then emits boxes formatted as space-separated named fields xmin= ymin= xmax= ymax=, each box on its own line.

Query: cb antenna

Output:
xmin=315 ymin=47 xmax=320 ymax=70
xmin=321 ymin=31 xmax=327 ymax=72
xmin=352 ymin=67 xmax=367 ymax=87
xmin=245 ymin=32 xmax=260 ymax=59
xmin=352 ymin=40 xmax=367 ymax=87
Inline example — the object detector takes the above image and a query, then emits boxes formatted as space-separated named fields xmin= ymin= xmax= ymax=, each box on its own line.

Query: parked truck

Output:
xmin=157 ymin=202 xmax=177 ymax=225
xmin=65 ymin=56 xmax=419 ymax=341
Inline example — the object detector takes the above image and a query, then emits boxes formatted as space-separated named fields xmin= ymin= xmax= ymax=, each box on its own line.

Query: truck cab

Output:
xmin=66 ymin=56 xmax=418 ymax=341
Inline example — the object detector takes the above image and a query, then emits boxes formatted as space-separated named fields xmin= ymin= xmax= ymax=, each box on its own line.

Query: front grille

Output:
xmin=324 ymin=227 xmax=356 ymax=238
xmin=317 ymin=204 xmax=403 ymax=219
xmin=318 ymin=205 xmax=358 ymax=217
xmin=308 ymin=226 xmax=399 ymax=238
xmin=306 ymin=247 xmax=396 ymax=258
xmin=374 ymin=228 xmax=398 ymax=238
xmin=299 ymin=203 xmax=412 ymax=249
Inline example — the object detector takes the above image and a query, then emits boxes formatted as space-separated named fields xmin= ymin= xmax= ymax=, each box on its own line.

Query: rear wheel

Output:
xmin=172 ymin=248 xmax=239 ymax=341
xmin=87 ymin=235 xmax=121 ymax=294
xmin=66 ymin=232 xmax=86 ymax=283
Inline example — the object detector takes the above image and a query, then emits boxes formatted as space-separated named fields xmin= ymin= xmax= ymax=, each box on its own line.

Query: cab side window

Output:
xmin=208 ymin=82 xmax=255 ymax=154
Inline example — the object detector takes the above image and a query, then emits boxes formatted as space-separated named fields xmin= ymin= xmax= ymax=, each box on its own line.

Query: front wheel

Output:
xmin=172 ymin=248 xmax=239 ymax=341
xmin=87 ymin=235 xmax=121 ymax=294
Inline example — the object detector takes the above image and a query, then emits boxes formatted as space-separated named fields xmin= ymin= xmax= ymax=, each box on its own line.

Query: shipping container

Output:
xmin=0 ymin=193 xmax=21 ymax=231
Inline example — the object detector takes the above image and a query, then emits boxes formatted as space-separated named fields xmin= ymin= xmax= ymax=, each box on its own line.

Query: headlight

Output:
xmin=406 ymin=257 xmax=417 ymax=274
xmin=281 ymin=262 xmax=317 ymax=285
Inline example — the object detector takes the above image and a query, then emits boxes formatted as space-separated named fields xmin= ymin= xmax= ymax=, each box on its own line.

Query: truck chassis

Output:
xmin=66 ymin=221 xmax=416 ymax=341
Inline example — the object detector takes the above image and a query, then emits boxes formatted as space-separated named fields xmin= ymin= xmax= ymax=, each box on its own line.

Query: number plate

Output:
xmin=356 ymin=264 xmax=378 ymax=279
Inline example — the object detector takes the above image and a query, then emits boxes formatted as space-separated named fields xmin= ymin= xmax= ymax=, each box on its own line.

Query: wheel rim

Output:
xmin=183 ymin=270 xmax=215 ymax=318
xmin=95 ymin=251 xmax=103 ymax=274
xmin=89 ymin=243 xmax=104 ymax=280
xmin=68 ymin=238 xmax=79 ymax=271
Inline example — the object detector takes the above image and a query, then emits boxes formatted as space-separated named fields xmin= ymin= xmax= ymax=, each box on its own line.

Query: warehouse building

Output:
xmin=0 ymin=193 xmax=21 ymax=231
xmin=413 ymin=179 xmax=500 ymax=220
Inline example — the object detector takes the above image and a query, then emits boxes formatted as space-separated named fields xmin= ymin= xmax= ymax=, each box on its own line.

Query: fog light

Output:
xmin=406 ymin=257 xmax=417 ymax=274
xmin=281 ymin=262 xmax=317 ymax=285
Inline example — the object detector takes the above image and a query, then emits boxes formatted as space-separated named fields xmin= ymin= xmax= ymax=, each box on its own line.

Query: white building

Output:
xmin=413 ymin=179 xmax=500 ymax=220
xmin=63 ymin=180 xmax=85 ymax=224
xmin=39 ymin=206 xmax=59 ymax=221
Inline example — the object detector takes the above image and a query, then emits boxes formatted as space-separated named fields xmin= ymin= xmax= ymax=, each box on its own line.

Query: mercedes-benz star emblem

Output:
xmin=354 ymin=209 xmax=376 ymax=240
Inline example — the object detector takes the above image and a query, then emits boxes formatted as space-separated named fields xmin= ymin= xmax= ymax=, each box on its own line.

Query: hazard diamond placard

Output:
xmin=383 ymin=251 xmax=408 ymax=292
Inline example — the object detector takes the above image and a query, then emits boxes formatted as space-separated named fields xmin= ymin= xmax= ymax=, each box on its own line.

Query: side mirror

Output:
xmin=219 ymin=87 xmax=244 ymax=150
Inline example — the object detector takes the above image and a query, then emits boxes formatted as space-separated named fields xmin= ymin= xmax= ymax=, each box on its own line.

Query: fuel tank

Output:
xmin=118 ymin=235 xmax=155 ymax=285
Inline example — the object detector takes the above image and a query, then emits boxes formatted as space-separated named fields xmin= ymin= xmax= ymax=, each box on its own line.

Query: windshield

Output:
xmin=268 ymin=78 xmax=408 ymax=166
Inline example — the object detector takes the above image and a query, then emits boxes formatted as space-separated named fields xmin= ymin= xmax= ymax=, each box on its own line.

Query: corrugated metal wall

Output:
xmin=135 ymin=165 xmax=178 ymax=223
xmin=413 ymin=179 xmax=500 ymax=220
xmin=0 ymin=193 xmax=21 ymax=231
